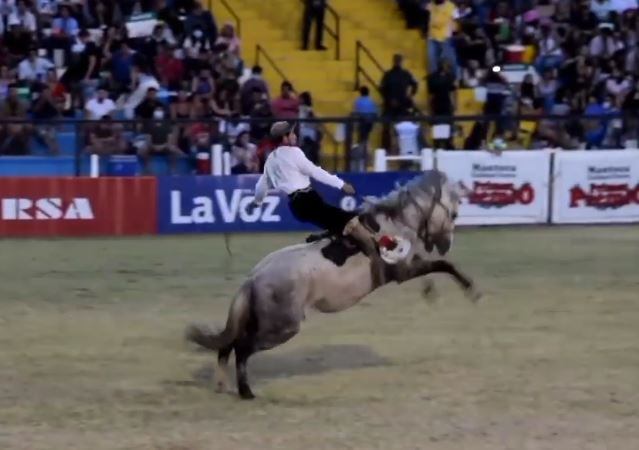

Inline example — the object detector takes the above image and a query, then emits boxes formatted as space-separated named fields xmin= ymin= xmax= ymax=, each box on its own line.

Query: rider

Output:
xmin=252 ymin=121 xmax=386 ymax=285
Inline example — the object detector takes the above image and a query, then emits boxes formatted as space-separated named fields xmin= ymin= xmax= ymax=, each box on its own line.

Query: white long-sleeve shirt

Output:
xmin=254 ymin=146 xmax=345 ymax=204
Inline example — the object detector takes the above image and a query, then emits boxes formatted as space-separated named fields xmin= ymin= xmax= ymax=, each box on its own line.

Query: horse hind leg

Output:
xmin=234 ymin=323 xmax=301 ymax=400
xmin=215 ymin=345 xmax=233 ymax=393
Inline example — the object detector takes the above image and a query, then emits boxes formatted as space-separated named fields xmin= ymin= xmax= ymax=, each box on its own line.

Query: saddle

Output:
xmin=305 ymin=214 xmax=381 ymax=267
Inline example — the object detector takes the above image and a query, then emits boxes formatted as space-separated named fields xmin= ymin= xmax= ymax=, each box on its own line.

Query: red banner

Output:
xmin=0 ymin=177 xmax=157 ymax=236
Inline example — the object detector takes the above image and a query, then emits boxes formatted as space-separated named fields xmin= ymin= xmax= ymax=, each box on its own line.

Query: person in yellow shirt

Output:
xmin=427 ymin=0 xmax=459 ymax=76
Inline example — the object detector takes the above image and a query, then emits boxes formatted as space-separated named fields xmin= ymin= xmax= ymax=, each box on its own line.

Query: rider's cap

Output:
xmin=270 ymin=121 xmax=293 ymax=138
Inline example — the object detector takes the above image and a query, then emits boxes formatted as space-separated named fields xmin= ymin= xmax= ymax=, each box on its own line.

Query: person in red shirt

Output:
xmin=155 ymin=43 xmax=184 ymax=91
xmin=270 ymin=80 xmax=300 ymax=119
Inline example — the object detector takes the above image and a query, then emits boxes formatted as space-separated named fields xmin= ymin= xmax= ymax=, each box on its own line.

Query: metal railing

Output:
xmin=210 ymin=0 xmax=242 ymax=36
xmin=299 ymin=0 xmax=341 ymax=60
xmin=355 ymin=40 xmax=385 ymax=92
xmin=1 ymin=112 xmax=637 ymax=175
xmin=255 ymin=44 xmax=288 ymax=84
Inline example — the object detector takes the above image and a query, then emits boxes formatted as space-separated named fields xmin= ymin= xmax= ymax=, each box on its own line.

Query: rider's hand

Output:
xmin=342 ymin=182 xmax=356 ymax=195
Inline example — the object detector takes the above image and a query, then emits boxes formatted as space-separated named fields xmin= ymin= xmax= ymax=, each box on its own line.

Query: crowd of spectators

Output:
xmin=382 ymin=0 xmax=639 ymax=151
xmin=0 ymin=0 xmax=319 ymax=174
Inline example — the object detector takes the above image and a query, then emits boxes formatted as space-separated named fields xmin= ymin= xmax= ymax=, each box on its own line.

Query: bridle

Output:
xmin=405 ymin=181 xmax=455 ymax=249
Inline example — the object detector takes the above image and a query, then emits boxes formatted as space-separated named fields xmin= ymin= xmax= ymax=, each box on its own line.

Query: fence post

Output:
xmin=374 ymin=148 xmax=387 ymax=172
xmin=89 ymin=154 xmax=100 ymax=177
xmin=222 ymin=151 xmax=232 ymax=175
xmin=212 ymin=144 xmax=223 ymax=176
xmin=420 ymin=148 xmax=432 ymax=171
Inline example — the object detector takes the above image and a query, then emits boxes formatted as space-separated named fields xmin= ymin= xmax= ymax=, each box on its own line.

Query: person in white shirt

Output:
xmin=18 ymin=49 xmax=55 ymax=82
xmin=85 ymin=86 xmax=116 ymax=119
xmin=252 ymin=121 xmax=387 ymax=285
xmin=8 ymin=0 xmax=36 ymax=33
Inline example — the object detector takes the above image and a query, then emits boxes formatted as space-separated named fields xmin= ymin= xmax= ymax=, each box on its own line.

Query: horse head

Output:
xmin=363 ymin=170 xmax=462 ymax=256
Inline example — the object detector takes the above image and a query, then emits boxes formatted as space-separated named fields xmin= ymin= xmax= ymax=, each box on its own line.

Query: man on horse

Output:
xmin=252 ymin=121 xmax=386 ymax=285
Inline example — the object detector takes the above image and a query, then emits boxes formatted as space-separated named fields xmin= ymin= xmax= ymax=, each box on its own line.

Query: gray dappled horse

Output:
xmin=187 ymin=170 xmax=480 ymax=399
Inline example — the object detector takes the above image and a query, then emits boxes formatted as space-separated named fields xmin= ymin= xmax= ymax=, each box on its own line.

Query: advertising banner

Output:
xmin=0 ymin=177 xmax=157 ymax=236
xmin=552 ymin=150 xmax=639 ymax=224
xmin=436 ymin=150 xmax=551 ymax=225
xmin=157 ymin=172 xmax=419 ymax=233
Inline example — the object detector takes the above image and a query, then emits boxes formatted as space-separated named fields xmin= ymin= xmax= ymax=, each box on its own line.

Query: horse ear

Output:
xmin=452 ymin=181 xmax=471 ymax=199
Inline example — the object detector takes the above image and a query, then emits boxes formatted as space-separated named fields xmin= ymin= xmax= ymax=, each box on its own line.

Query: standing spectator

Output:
xmin=538 ymin=69 xmax=559 ymax=113
xmin=536 ymin=21 xmax=564 ymax=73
xmin=426 ymin=0 xmax=459 ymax=75
xmin=249 ymin=89 xmax=272 ymax=142
xmin=155 ymin=43 xmax=184 ymax=90
xmin=428 ymin=59 xmax=456 ymax=148
xmin=124 ymin=65 xmax=160 ymax=118
xmin=0 ymin=65 xmax=16 ymax=99
xmin=183 ymin=26 xmax=212 ymax=61
xmin=352 ymin=85 xmax=378 ymax=147
xmin=302 ymin=0 xmax=327 ymax=51
xmin=0 ymin=84 xmax=30 ymax=155
xmin=61 ymin=29 xmax=100 ymax=106
xmin=298 ymin=91 xmax=321 ymax=163
xmin=215 ymin=22 xmax=241 ymax=57
xmin=185 ymin=1 xmax=217 ymax=44
xmin=379 ymin=54 xmax=417 ymax=149
xmin=8 ymin=0 xmax=36 ymax=33
xmin=84 ymin=85 xmax=116 ymax=119
xmin=30 ymin=84 xmax=60 ymax=154
xmin=18 ymin=48 xmax=55 ymax=84
xmin=380 ymin=54 xmax=417 ymax=118
xmin=230 ymin=130 xmax=259 ymax=174
xmin=240 ymin=65 xmax=269 ymax=115
xmin=47 ymin=4 xmax=79 ymax=61
xmin=271 ymin=80 xmax=300 ymax=119
xmin=110 ymin=41 xmax=136 ymax=92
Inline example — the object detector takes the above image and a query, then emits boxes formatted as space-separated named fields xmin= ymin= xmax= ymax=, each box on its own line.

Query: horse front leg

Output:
xmin=394 ymin=259 xmax=481 ymax=302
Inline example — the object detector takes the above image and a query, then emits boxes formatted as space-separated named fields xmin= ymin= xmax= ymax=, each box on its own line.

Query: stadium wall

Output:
xmin=0 ymin=150 xmax=638 ymax=237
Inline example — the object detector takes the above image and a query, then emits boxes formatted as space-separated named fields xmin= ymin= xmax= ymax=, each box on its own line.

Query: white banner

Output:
xmin=552 ymin=150 xmax=639 ymax=224
xmin=436 ymin=150 xmax=551 ymax=225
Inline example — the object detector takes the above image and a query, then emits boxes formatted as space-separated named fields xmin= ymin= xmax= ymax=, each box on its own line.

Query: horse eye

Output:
xmin=451 ymin=211 xmax=458 ymax=221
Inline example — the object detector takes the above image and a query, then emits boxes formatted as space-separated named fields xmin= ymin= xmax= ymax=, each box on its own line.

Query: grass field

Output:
xmin=1 ymin=227 xmax=638 ymax=450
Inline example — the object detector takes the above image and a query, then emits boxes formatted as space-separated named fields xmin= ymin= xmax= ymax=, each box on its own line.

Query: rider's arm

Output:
xmin=293 ymin=147 xmax=345 ymax=190
xmin=253 ymin=173 xmax=269 ymax=205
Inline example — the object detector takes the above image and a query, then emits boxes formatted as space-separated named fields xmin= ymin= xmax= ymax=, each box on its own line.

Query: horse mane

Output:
xmin=362 ymin=170 xmax=450 ymax=218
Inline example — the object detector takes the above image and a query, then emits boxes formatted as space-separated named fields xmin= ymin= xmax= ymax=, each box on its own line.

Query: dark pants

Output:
xmin=302 ymin=5 xmax=325 ymax=49
xmin=289 ymin=188 xmax=355 ymax=235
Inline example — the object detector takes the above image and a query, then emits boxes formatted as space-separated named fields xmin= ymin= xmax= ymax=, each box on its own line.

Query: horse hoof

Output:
xmin=421 ymin=279 xmax=438 ymax=302
xmin=466 ymin=287 xmax=482 ymax=303
xmin=239 ymin=390 xmax=256 ymax=400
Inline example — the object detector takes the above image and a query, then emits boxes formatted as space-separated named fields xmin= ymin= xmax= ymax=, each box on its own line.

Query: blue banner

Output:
xmin=157 ymin=172 xmax=418 ymax=234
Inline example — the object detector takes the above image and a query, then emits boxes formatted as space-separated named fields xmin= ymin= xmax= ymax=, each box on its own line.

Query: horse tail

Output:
xmin=186 ymin=282 xmax=252 ymax=351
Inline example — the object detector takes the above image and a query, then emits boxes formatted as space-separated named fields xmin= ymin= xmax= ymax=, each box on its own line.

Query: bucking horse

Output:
xmin=186 ymin=169 xmax=480 ymax=399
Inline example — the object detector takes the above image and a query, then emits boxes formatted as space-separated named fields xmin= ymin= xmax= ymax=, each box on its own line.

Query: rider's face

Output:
xmin=284 ymin=131 xmax=297 ymax=146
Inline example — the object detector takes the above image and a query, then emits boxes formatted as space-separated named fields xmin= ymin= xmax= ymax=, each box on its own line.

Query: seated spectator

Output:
xmin=4 ymin=20 xmax=35 ymax=63
xmin=134 ymin=86 xmax=164 ymax=119
xmin=138 ymin=105 xmax=183 ymax=174
xmin=0 ymin=65 xmax=16 ymax=99
xmin=84 ymin=0 xmax=117 ymax=28
xmin=8 ymin=0 xmax=36 ymax=34
xmin=47 ymin=4 xmax=80 ymax=59
xmin=170 ymin=88 xmax=194 ymax=150
xmin=191 ymin=67 xmax=214 ymax=96
xmin=18 ymin=48 xmax=55 ymax=84
xmin=538 ymin=69 xmax=559 ymax=113
xmin=271 ymin=80 xmax=300 ymax=119
xmin=536 ymin=21 xmax=565 ymax=73
xmin=230 ymin=130 xmax=259 ymax=174
xmin=183 ymin=27 xmax=212 ymax=61
xmin=155 ymin=43 xmax=184 ymax=91
xmin=215 ymin=22 xmax=241 ymax=57
xmin=240 ymin=65 xmax=269 ymax=115
xmin=85 ymin=114 xmax=127 ymax=155
xmin=185 ymin=1 xmax=217 ymax=43
xmin=85 ymin=85 xmax=116 ymax=119
xmin=0 ymin=84 xmax=31 ymax=155
xmin=589 ymin=24 xmax=617 ymax=60
xmin=210 ymin=87 xmax=237 ymax=119
xmin=461 ymin=59 xmax=485 ymax=88
xmin=30 ymin=84 xmax=60 ymax=154
xmin=144 ymin=22 xmax=176 ymax=61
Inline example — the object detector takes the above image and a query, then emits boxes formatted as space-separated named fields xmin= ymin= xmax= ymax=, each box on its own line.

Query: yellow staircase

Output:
xmin=210 ymin=0 xmax=427 ymax=161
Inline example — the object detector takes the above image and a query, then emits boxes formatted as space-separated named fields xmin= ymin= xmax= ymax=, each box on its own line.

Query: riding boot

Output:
xmin=343 ymin=217 xmax=386 ymax=287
